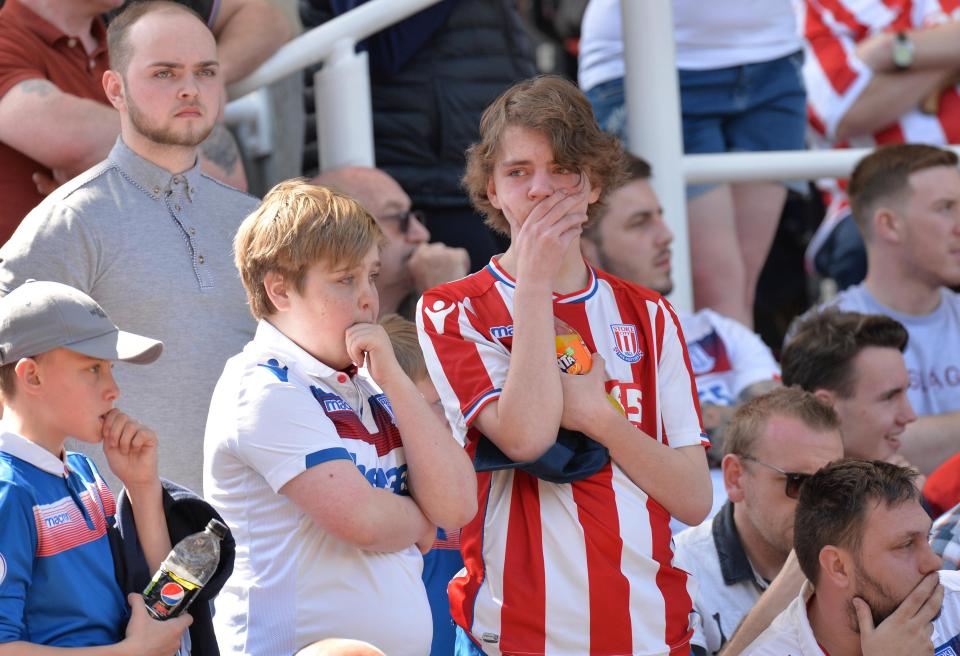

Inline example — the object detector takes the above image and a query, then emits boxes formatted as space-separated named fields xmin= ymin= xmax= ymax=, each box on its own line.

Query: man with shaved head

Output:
xmin=311 ymin=166 xmax=469 ymax=318
xmin=0 ymin=0 xmax=258 ymax=494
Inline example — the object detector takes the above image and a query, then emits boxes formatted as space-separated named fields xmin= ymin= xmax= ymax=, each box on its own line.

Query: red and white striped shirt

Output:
xmin=799 ymin=0 xmax=960 ymax=222
xmin=417 ymin=259 xmax=708 ymax=656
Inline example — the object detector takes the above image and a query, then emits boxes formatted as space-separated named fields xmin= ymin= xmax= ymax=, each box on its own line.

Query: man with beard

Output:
xmin=310 ymin=166 xmax=470 ymax=319
xmin=580 ymin=154 xmax=780 ymax=461
xmin=673 ymin=387 xmax=844 ymax=655
xmin=742 ymin=459 xmax=959 ymax=656
xmin=0 ymin=0 xmax=258 ymax=495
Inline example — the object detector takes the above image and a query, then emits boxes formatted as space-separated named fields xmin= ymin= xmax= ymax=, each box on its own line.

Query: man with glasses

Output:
xmin=674 ymin=386 xmax=844 ymax=655
xmin=311 ymin=166 xmax=470 ymax=319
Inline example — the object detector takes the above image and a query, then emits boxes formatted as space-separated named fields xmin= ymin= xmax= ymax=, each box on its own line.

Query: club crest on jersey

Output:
xmin=610 ymin=324 xmax=642 ymax=363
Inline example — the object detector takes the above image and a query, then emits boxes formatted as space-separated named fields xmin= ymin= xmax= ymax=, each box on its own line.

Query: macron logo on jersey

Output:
xmin=323 ymin=398 xmax=353 ymax=413
xmin=424 ymin=300 xmax=456 ymax=335
xmin=490 ymin=325 xmax=514 ymax=342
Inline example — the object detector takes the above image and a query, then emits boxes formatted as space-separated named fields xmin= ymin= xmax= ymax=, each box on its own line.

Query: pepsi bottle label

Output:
xmin=142 ymin=568 xmax=202 ymax=620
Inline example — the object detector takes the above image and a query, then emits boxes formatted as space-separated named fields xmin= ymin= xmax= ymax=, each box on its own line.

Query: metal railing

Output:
xmin=227 ymin=0 xmax=912 ymax=312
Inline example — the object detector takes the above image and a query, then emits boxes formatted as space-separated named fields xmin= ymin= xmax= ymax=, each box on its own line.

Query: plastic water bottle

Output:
xmin=142 ymin=519 xmax=228 ymax=620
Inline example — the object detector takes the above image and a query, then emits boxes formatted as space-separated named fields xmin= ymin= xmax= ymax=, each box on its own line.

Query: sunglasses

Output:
xmin=379 ymin=209 xmax=426 ymax=235
xmin=740 ymin=455 xmax=810 ymax=499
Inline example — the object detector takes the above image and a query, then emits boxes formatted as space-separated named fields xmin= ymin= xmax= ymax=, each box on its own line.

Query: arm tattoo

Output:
xmin=17 ymin=79 xmax=56 ymax=97
xmin=199 ymin=123 xmax=241 ymax=175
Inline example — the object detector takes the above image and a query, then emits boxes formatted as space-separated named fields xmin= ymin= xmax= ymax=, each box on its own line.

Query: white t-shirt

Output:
xmin=674 ymin=502 xmax=768 ymax=655
xmin=204 ymin=321 xmax=432 ymax=656
xmin=681 ymin=309 xmax=780 ymax=407
xmin=578 ymin=0 xmax=800 ymax=92
xmin=825 ymin=284 xmax=960 ymax=416
xmin=743 ymin=571 xmax=960 ymax=655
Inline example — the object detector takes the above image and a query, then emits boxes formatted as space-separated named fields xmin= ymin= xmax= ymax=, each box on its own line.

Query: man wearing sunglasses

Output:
xmin=311 ymin=166 xmax=470 ymax=319
xmin=674 ymin=387 xmax=844 ymax=656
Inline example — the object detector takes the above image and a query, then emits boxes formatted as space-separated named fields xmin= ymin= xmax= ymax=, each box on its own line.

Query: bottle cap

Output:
xmin=206 ymin=518 xmax=228 ymax=539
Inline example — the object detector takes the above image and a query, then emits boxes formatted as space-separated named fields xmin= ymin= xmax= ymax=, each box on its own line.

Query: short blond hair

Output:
xmin=379 ymin=313 xmax=426 ymax=381
xmin=234 ymin=179 xmax=384 ymax=319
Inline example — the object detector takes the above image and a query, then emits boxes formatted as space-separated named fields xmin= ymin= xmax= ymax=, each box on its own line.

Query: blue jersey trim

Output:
xmin=935 ymin=635 xmax=960 ymax=656
xmin=305 ymin=447 xmax=352 ymax=469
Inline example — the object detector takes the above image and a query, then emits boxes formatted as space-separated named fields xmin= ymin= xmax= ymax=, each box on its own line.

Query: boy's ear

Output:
xmin=486 ymin=176 xmax=502 ymax=210
xmin=263 ymin=271 xmax=292 ymax=312
xmin=14 ymin=358 xmax=43 ymax=396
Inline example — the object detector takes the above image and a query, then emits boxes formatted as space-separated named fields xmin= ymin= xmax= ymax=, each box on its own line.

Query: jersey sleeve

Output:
xmin=0 ymin=481 xmax=38 ymax=643
xmin=705 ymin=310 xmax=780 ymax=398
xmin=799 ymin=0 xmax=876 ymax=139
xmin=233 ymin=367 xmax=354 ymax=493
xmin=658 ymin=299 xmax=708 ymax=449
xmin=416 ymin=290 xmax=510 ymax=446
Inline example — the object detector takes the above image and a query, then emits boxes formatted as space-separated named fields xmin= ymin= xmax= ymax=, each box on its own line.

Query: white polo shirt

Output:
xmin=674 ymin=502 xmax=768 ymax=655
xmin=743 ymin=571 xmax=960 ymax=655
xmin=203 ymin=320 xmax=432 ymax=656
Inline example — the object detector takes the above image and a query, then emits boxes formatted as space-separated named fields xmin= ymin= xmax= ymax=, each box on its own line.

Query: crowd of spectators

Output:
xmin=0 ymin=1 xmax=958 ymax=655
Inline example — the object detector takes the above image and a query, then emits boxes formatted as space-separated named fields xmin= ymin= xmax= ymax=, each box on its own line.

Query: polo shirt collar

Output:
xmin=0 ymin=430 xmax=68 ymax=476
xmin=712 ymin=500 xmax=769 ymax=590
xmin=3 ymin=1 xmax=108 ymax=54
xmin=254 ymin=320 xmax=347 ymax=381
xmin=109 ymin=137 xmax=202 ymax=202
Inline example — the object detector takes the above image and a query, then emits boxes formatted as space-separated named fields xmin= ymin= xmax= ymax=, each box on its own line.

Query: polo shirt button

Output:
xmin=153 ymin=186 xmax=161 ymax=194
xmin=67 ymin=38 xmax=77 ymax=47
xmin=198 ymin=255 xmax=205 ymax=264
xmin=337 ymin=373 xmax=348 ymax=384
xmin=175 ymin=204 xmax=181 ymax=211
xmin=190 ymin=227 xmax=197 ymax=235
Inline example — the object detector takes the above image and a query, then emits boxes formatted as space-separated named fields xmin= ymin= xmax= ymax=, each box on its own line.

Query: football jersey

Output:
xmin=0 ymin=431 xmax=127 ymax=646
xmin=205 ymin=320 xmax=432 ymax=656
xmin=417 ymin=258 xmax=708 ymax=656
xmin=680 ymin=309 xmax=780 ymax=407
xmin=797 ymin=0 xmax=960 ymax=224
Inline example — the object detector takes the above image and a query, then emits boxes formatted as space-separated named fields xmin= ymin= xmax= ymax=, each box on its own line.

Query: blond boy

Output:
xmin=0 ymin=281 xmax=190 ymax=654
xmin=204 ymin=181 xmax=476 ymax=655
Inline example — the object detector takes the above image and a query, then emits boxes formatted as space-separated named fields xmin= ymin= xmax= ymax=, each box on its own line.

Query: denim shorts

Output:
xmin=586 ymin=51 xmax=807 ymax=197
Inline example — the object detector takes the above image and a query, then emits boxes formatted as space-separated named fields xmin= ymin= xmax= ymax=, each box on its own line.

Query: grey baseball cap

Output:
xmin=0 ymin=281 xmax=162 ymax=365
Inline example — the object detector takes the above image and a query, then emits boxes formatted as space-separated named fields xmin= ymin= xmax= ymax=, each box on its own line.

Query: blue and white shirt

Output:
xmin=0 ymin=431 xmax=126 ymax=646
xmin=204 ymin=320 xmax=431 ymax=656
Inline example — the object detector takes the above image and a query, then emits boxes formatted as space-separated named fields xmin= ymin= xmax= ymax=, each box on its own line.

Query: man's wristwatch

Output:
xmin=893 ymin=31 xmax=915 ymax=70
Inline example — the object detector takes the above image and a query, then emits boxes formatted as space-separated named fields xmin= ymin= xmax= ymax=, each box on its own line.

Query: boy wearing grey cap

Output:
xmin=0 ymin=281 xmax=191 ymax=654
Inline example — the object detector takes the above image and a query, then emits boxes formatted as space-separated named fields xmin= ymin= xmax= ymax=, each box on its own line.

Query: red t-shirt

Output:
xmin=0 ymin=0 xmax=110 ymax=244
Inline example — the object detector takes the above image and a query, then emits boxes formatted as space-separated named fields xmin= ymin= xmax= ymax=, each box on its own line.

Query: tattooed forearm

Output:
xmin=200 ymin=123 xmax=241 ymax=175
xmin=17 ymin=79 xmax=56 ymax=97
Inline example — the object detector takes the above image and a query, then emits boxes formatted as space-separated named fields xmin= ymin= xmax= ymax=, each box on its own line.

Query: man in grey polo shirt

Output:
xmin=674 ymin=387 xmax=843 ymax=655
xmin=0 ymin=1 xmax=257 ymax=494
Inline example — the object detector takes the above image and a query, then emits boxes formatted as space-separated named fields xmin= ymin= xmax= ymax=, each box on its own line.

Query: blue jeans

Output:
xmin=586 ymin=51 xmax=807 ymax=197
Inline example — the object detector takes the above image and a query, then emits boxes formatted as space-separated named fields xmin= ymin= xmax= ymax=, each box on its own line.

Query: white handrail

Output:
xmin=227 ymin=0 xmax=444 ymax=99
xmin=683 ymin=146 xmax=960 ymax=184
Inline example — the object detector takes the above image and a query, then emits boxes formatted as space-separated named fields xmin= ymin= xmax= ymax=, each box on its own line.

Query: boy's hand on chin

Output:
xmin=344 ymin=323 xmax=405 ymax=386
xmin=101 ymin=408 xmax=159 ymax=489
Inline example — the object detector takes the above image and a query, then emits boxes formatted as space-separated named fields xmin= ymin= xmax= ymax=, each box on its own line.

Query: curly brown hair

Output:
xmin=462 ymin=75 xmax=628 ymax=236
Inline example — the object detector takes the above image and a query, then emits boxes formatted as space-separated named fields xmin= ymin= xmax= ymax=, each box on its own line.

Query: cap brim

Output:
xmin=66 ymin=329 xmax=163 ymax=364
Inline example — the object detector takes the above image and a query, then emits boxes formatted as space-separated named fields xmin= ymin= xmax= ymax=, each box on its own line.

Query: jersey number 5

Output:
xmin=606 ymin=382 xmax=643 ymax=424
